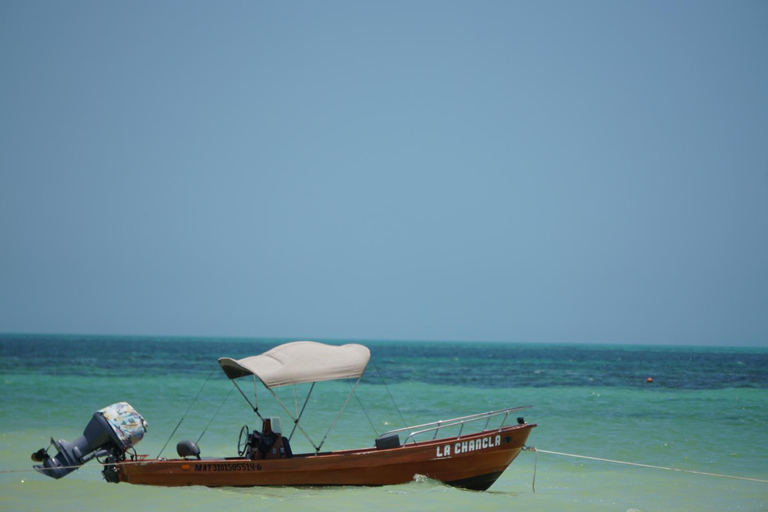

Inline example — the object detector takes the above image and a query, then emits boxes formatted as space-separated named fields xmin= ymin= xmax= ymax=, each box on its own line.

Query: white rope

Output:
xmin=526 ymin=447 xmax=768 ymax=484
xmin=522 ymin=445 xmax=537 ymax=492
xmin=10 ymin=447 xmax=767 ymax=486
xmin=2 ymin=465 xmax=95 ymax=474
xmin=2 ymin=457 xmax=151 ymax=475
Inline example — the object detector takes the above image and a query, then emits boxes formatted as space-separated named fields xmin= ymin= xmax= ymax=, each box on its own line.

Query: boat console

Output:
xmin=241 ymin=418 xmax=293 ymax=459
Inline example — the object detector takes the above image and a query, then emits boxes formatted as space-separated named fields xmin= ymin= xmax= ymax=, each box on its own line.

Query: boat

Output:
xmin=32 ymin=341 xmax=536 ymax=491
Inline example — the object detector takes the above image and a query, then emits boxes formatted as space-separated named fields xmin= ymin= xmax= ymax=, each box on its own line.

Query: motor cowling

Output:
xmin=32 ymin=402 xmax=147 ymax=480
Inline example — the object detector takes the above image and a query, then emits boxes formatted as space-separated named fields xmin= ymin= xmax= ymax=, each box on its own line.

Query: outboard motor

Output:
xmin=32 ymin=402 xmax=147 ymax=480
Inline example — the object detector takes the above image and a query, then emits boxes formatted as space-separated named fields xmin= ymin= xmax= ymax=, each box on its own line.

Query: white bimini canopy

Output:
xmin=218 ymin=341 xmax=371 ymax=388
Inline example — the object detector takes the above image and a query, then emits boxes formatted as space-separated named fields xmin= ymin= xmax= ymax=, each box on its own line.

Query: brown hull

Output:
xmin=116 ymin=423 xmax=535 ymax=491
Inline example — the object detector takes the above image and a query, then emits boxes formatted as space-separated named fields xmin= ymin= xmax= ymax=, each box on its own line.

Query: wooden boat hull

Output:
xmin=115 ymin=423 xmax=535 ymax=491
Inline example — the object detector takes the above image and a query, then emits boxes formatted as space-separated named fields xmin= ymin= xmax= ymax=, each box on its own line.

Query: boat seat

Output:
xmin=281 ymin=436 xmax=293 ymax=458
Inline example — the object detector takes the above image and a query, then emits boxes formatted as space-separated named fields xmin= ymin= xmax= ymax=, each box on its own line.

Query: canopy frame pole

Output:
xmin=232 ymin=379 xmax=264 ymax=421
xmin=288 ymin=382 xmax=315 ymax=443
xmin=266 ymin=384 xmax=319 ymax=452
xmin=316 ymin=374 xmax=363 ymax=454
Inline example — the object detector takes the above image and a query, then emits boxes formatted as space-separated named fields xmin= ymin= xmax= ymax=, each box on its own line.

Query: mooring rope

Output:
xmin=2 ymin=457 xmax=154 ymax=475
xmin=370 ymin=358 xmax=409 ymax=429
xmin=1 ymin=465 xmax=97 ymax=474
xmin=524 ymin=446 xmax=768 ymax=485
xmin=156 ymin=368 xmax=216 ymax=458
xmin=7 ymin=446 xmax=768 ymax=486
xmin=522 ymin=445 xmax=537 ymax=492
xmin=196 ymin=386 xmax=235 ymax=444
xmin=348 ymin=380 xmax=379 ymax=437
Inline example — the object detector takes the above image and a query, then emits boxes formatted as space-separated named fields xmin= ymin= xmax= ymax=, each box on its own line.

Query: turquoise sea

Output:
xmin=1 ymin=334 xmax=766 ymax=511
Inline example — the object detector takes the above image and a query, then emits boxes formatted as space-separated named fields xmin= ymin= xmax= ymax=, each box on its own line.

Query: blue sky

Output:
xmin=1 ymin=1 xmax=766 ymax=345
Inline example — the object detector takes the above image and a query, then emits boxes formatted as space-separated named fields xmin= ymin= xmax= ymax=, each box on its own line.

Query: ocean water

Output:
xmin=1 ymin=334 xmax=766 ymax=511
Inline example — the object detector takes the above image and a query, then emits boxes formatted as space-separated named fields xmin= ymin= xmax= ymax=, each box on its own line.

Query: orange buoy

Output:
xmin=646 ymin=377 xmax=653 ymax=383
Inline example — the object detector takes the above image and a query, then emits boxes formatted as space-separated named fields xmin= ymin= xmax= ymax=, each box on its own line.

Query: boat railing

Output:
xmin=381 ymin=405 xmax=532 ymax=446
